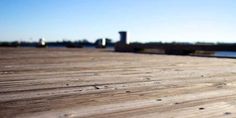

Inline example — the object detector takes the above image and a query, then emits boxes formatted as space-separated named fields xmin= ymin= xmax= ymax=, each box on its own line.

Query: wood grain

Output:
xmin=1 ymin=48 xmax=236 ymax=118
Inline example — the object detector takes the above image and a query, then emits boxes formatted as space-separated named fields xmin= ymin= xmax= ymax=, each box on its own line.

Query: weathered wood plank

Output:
xmin=1 ymin=48 xmax=236 ymax=118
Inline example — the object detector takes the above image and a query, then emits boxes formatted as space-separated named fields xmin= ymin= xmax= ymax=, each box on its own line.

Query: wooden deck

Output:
xmin=1 ymin=48 xmax=236 ymax=118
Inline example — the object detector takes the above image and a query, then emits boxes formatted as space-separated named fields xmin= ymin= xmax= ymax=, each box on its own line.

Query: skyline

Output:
xmin=1 ymin=0 xmax=236 ymax=43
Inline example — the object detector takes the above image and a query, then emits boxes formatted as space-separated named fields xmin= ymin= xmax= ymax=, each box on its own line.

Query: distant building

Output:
xmin=119 ymin=31 xmax=129 ymax=45
xmin=37 ymin=38 xmax=46 ymax=47
xmin=96 ymin=38 xmax=106 ymax=48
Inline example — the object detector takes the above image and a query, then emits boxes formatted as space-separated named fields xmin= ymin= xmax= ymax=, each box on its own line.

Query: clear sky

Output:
xmin=0 ymin=0 xmax=236 ymax=43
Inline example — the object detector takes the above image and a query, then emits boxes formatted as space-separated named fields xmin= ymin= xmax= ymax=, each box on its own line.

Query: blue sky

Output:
xmin=0 ymin=0 xmax=236 ymax=43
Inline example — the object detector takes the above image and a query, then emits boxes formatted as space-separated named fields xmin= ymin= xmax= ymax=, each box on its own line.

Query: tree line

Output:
xmin=0 ymin=38 xmax=116 ymax=48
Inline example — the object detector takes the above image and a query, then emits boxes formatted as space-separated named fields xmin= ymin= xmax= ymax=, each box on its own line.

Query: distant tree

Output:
xmin=94 ymin=39 xmax=100 ymax=45
xmin=79 ymin=39 xmax=92 ymax=46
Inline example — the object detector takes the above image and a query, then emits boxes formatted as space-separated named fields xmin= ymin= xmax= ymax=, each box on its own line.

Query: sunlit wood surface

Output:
xmin=1 ymin=48 xmax=236 ymax=118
